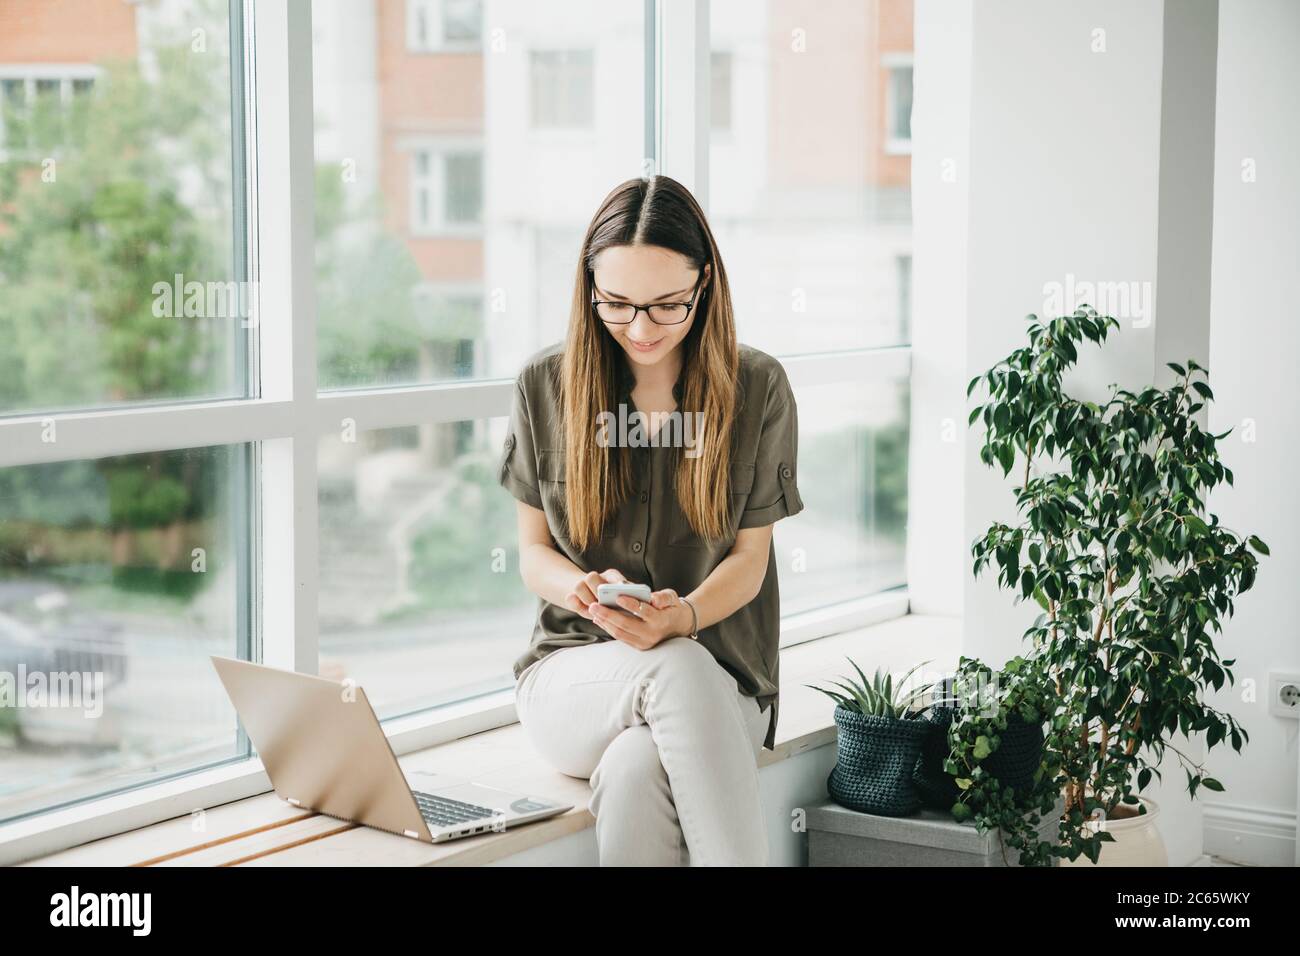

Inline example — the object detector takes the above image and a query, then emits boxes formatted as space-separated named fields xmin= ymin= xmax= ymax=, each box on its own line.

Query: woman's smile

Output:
xmin=627 ymin=335 xmax=666 ymax=353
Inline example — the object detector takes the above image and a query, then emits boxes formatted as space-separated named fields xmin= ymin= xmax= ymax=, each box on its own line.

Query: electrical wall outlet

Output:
xmin=1268 ymin=672 xmax=1300 ymax=720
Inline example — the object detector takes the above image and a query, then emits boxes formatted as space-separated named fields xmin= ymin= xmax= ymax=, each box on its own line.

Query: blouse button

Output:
xmin=639 ymin=491 xmax=648 ymax=504
xmin=631 ymin=541 xmax=643 ymax=553
xmin=781 ymin=465 xmax=793 ymax=480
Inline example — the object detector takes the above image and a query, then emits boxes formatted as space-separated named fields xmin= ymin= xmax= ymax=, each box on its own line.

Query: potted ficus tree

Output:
xmin=966 ymin=306 xmax=1267 ymax=865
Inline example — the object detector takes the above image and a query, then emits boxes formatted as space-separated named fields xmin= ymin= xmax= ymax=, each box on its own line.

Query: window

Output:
xmin=317 ymin=421 xmax=533 ymax=716
xmin=0 ymin=0 xmax=250 ymax=830
xmin=777 ymin=379 xmax=909 ymax=621
xmin=530 ymin=50 xmax=595 ymax=129
xmin=409 ymin=144 xmax=484 ymax=235
xmin=0 ymin=446 xmax=253 ymax=823
xmin=313 ymin=1 xmax=639 ymax=394
xmin=884 ymin=55 xmax=914 ymax=154
xmin=1 ymin=0 xmax=914 ymax=853
xmin=408 ymin=0 xmax=483 ymax=52
xmin=708 ymin=0 xmax=913 ymax=606
xmin=311 ymin=0 xmax=642 ymax=717
xmin=0 ymin=53 xmax=243 ymax=417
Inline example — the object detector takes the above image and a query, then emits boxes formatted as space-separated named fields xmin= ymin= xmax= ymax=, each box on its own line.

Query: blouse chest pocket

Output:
xmin=536 ymin=449 xmax=607 ymax=546
xmin=667 ymin=460 xmax=756 ymax=549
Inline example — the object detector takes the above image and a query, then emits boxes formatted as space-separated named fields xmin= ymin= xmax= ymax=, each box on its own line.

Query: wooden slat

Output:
xmin=132 ymin=811 xmax=318 ymax=866
xmin=151 ymin=815 xmax=358 ymax=867
xmin=23 ymin=792 xmax=307 ymax=867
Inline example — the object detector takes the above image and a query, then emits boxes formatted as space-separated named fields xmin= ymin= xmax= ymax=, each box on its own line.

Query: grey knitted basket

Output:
xmin=826 ymin=705 xmax=932 ymax=817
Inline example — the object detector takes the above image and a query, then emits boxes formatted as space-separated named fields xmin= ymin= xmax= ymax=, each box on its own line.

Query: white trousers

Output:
xmin=514 ymin=636 xmax=770 ymax=866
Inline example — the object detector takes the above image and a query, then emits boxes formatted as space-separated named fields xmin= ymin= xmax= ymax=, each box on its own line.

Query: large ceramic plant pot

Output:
xmin=827 ymin=705 xmax=931 ymax=817
xmin=1061 ymin=797 xmax=1169 ymax=866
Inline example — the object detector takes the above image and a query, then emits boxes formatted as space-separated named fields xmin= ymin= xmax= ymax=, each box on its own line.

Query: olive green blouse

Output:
xmin=497 ymin=342 xmax=804 ymax=750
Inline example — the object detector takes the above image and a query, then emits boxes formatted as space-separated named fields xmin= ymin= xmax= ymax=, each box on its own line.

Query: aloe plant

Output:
xmin=808 ymin=658 xmax=933 ymax=719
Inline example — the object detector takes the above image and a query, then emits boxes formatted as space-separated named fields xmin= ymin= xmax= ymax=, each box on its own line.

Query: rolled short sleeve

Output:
xmin=739 ymin=370 xmax=804 ymax=529
xmin=499 ymin=378 xmax=543 ymax=509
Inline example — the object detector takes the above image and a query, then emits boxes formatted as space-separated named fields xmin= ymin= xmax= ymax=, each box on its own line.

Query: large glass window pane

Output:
xmin=317 ymin=420 xmax=533 ymax=717
xmin=0 ymin=0 xmax=249 ymax=414
xmin=710 ymin=0 xmax=914 ymax=356
xmin=0 ymin=444 xmax=252 ymax=823
xmin=775 ymin=379 xmax=909 ymax=618
xmin=312 ymin=0 xmax=644 ymax=390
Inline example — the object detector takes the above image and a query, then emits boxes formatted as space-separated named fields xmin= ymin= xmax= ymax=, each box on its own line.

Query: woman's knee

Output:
xmin=590 ymin=725 xmax=666 ymax=799
xmin=640 ymin=637 xmax=733 ymax=707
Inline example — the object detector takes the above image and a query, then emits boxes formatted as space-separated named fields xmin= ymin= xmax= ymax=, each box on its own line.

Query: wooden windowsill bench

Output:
xmin=22 ymin=614 xmax=960 ymax=867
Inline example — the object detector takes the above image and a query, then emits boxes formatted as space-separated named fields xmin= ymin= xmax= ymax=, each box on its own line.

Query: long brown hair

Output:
xmin=560 ymin=175 xmax=739 ymax=551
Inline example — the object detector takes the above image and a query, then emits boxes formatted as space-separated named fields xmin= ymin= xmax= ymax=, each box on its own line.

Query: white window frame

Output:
xmin=883 ymin=51 xmax=914 ymax=156
xmin=405 ymin=137 xmax=484 ymax=237
xmin=0 ymin=0 xmax=911 ymax=864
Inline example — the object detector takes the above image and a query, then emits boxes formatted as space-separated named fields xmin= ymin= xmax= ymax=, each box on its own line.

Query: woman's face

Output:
xmin=590 ymin=244 xmax=710 ymax=370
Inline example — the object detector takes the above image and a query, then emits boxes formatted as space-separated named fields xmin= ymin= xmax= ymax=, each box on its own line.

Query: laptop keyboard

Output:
xmin=413 ymin=791 xmax=500 ymax=828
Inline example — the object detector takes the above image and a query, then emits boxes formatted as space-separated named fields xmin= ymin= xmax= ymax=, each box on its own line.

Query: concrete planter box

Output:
xmin=806 ymin=798 xmax=1065 ymax=867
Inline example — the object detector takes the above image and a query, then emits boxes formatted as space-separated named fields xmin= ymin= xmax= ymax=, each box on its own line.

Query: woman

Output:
xmin=497 ymin=174 xmax=803 ymax=866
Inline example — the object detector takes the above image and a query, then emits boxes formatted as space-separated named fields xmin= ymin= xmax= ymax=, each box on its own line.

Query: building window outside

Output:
xmin=410 ymin=146 xmax=483 ymax=235
xmin=884 ymin=55 xmax=913 ymax=154
xmin=530 ymin=50 xmax=594 ymax=129
xmin=407 ymin=0 xmax=482 ymax=52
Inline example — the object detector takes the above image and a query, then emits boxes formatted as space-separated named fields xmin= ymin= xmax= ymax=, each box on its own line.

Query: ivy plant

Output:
xmin=966 ymin=306 xmax=1267 ymax=864
xmin=944 ymin=656 xmax=1064 ymax=866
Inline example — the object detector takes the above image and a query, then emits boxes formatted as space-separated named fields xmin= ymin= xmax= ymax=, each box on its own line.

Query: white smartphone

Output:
xmin=596 ymin=582 xmax=653 ymax=612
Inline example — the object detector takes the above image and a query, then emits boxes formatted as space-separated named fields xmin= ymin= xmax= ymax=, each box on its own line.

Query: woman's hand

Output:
xmin=563 ymin=568 xmax=628 ymax=620
xmin=589 ymin=588 xmax=694 ymax=650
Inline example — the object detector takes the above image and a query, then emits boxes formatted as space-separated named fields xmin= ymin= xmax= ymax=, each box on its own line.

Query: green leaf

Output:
xmin=1202 ymin=777 xmax=1225 ymax=793
xmin=950 ymin=802 xmax=973 ymax=822
xmin=973 ymin=736 xmax=992 ymax=760
xmin=997 ymin=443 xmax=1015 ymax=475
xmin=1248 ymin=535 xmax=1270 ymax=556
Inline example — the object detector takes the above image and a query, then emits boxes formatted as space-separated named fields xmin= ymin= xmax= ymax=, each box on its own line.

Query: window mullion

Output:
xmin=656 ymin=0 xmax=710 ymax=207
xmin=251 ymin=0 xmax=319 ymax=674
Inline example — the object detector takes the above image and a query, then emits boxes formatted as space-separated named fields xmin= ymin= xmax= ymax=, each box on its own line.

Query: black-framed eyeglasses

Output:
xmin=591 ymin=270 xmax=705 ymax=326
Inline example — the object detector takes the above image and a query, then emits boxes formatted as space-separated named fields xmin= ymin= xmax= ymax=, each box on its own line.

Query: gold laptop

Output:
xmin=211 ymin=657 xmax=571 ymax=843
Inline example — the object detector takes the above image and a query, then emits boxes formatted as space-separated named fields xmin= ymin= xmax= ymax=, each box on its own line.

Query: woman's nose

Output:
xmin=629 ymin=312 xmax=659 ymax=339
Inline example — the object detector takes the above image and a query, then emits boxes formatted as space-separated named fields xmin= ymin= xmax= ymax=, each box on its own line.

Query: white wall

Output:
xmin=906 ymin=0 xmax=971 ymax=617
xmin=913 ymin=0 xmax=1245 ymax=865
xmin=961 ymin=0 xmax=1166 ymax=667
xmin=1203 ymin=0 xmax=1300 ymax=866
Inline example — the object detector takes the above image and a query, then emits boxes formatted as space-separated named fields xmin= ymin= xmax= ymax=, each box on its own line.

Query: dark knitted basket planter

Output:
xmin=826 ymin=705 xmax=932 ymax=817
xmin=912 ymin=707 xmax=1048 ymax=810
xmin=912 ymin=706 xmax=961 ymax=810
